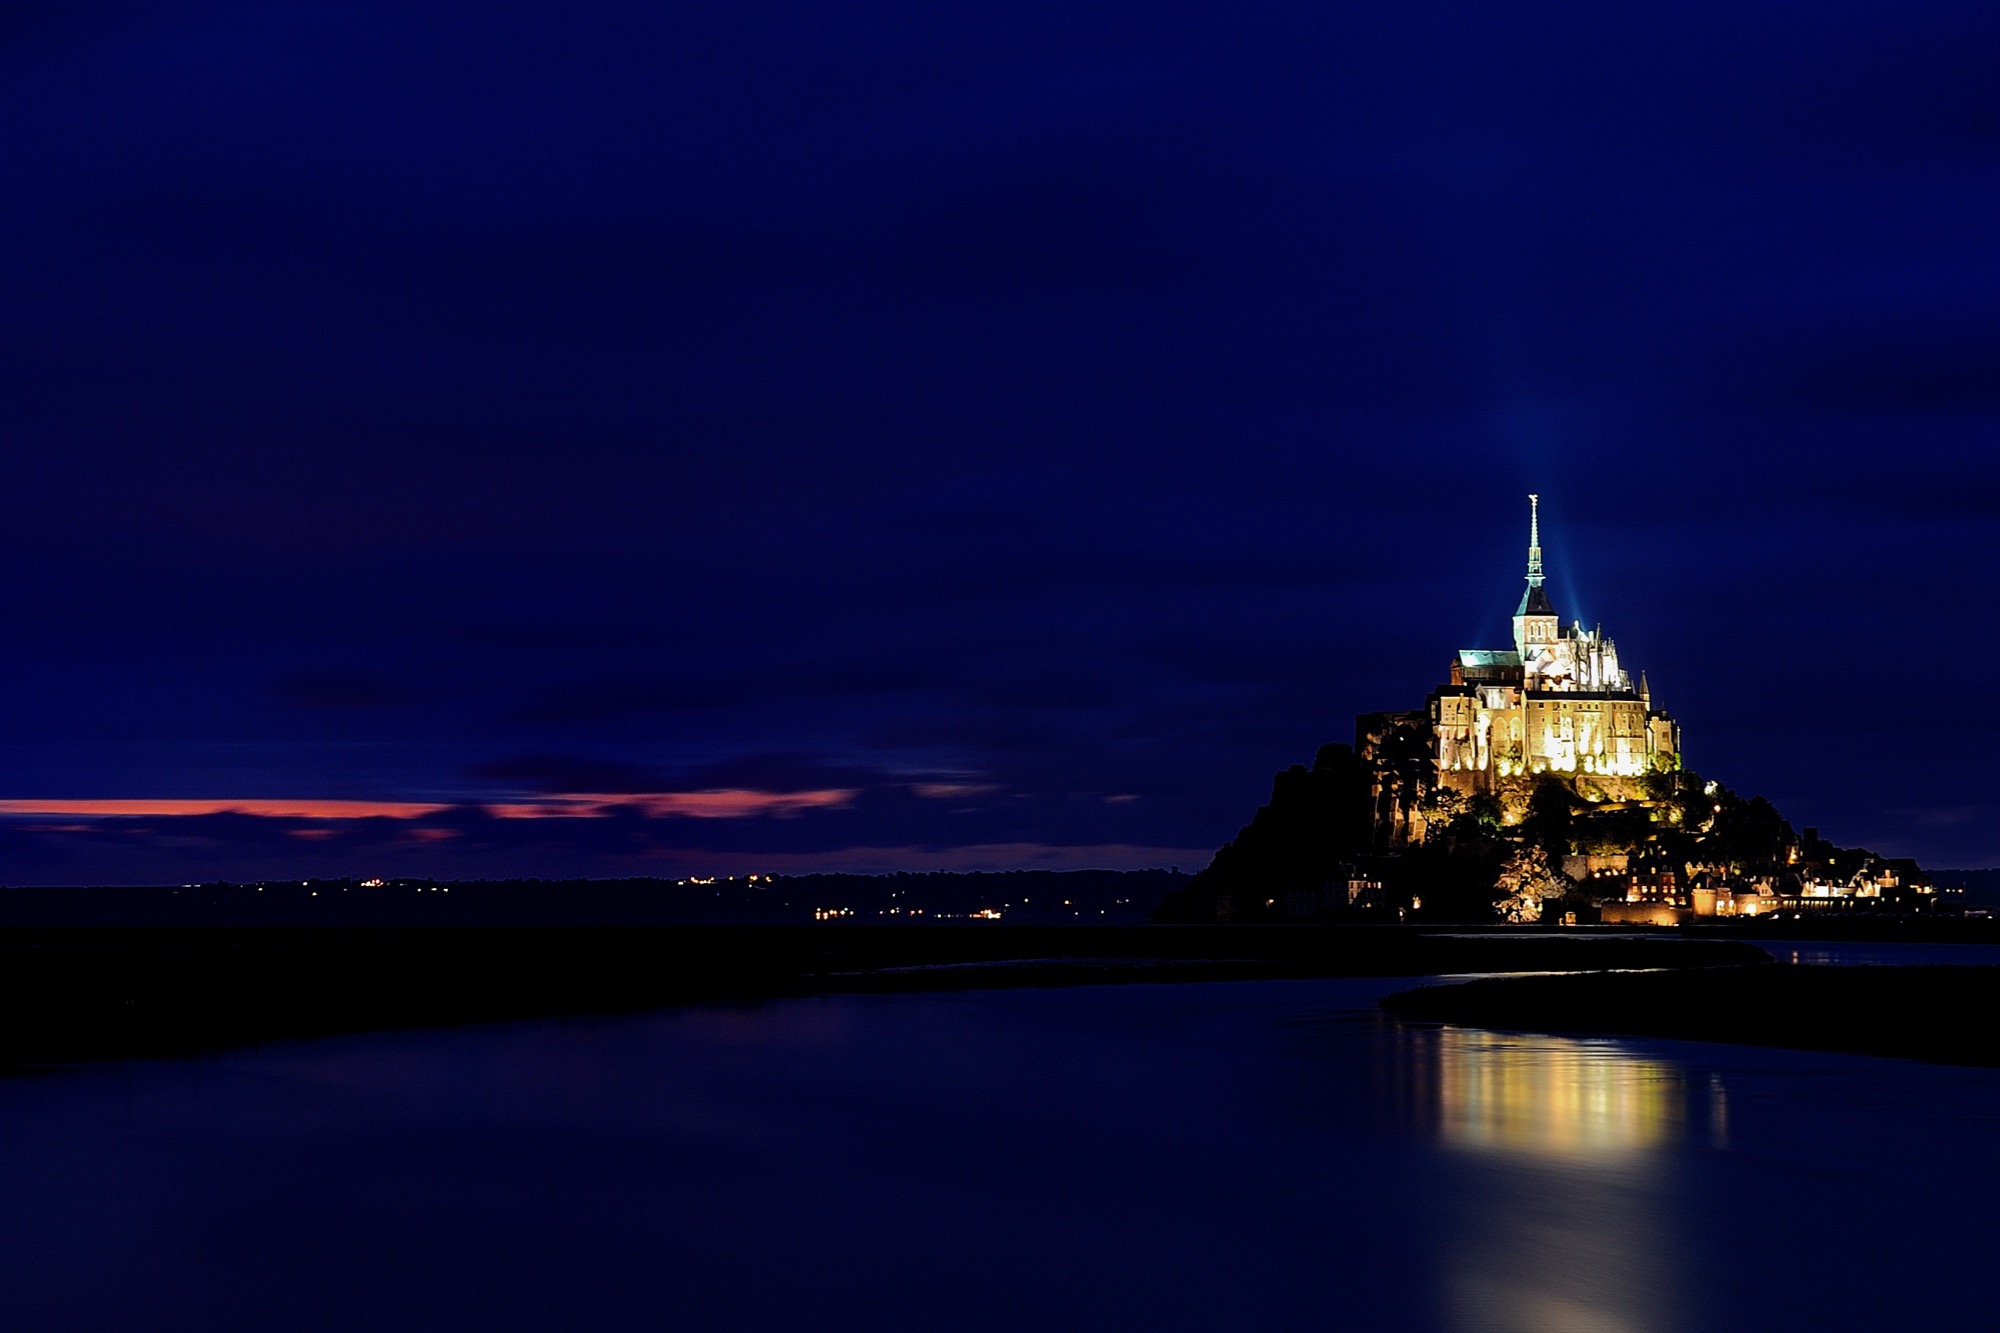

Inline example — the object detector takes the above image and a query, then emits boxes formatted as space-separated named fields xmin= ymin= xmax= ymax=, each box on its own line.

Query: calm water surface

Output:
xmin=1760 ymin=937 xmax=2000 ymax=967
xmin=2 ymin=961 xmax=1996 ymax=1331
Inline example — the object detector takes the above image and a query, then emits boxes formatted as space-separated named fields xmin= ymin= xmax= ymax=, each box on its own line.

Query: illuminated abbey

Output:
xmin=1429 ymin=496 xmax=1679 ymax=800
xmin=1157 ymin=493 xmax=1948 ymax=925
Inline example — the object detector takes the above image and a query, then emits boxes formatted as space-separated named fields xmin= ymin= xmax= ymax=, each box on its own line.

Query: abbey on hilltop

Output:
xmin=1429 ymin=496 xmax=1679 ymax=797
xmin=1155 ymin=491 xmax=1948 ymax=925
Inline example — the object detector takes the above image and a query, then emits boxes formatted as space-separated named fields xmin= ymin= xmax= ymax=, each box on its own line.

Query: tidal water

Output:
xmin=3 ymin=958 xmax=1998 ymax=1330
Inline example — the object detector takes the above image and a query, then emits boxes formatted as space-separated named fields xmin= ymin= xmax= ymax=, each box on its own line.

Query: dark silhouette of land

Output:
xmin=10 ymin=874 xmax=2000 ymax=1072
xmin=0 ymin=922 xmax=1761 ymax=1069
xmin=1383 ymin=965 xmax=2000 ymax=1066
xmin=0 ymin=870 xmax=1182 ymax=928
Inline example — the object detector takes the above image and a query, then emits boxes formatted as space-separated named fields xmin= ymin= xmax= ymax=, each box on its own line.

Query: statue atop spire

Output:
xmin=1526 ymin=493 xmax=1543 ymax=588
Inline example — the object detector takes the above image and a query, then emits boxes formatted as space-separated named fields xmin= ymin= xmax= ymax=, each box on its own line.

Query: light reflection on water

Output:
xmin=1761 ymin=939 xmax=2000 ymax=967
xmin=1430 ymin=1028 xmax=1696 ymax=1158
xmin=1403 ymin=1027 xmax=1726 ymax=1333
xmin=1 ymin=977 xmax=1998 ymax=1330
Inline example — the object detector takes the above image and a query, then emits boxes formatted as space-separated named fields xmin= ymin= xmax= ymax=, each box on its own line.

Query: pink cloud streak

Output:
xmin=485 ymin=789 xmax=859 ymax=819
xmin=0 ymin=788 xmax=859 ymax=822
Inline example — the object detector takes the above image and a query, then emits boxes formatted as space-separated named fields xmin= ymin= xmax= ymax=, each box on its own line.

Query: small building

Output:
xmin=1600 ymin=867 xmax=1689 ymax=926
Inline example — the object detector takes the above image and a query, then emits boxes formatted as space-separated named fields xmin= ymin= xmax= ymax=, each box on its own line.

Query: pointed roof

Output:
xmin=1516 ymin=583 xmax=1556 ymax=617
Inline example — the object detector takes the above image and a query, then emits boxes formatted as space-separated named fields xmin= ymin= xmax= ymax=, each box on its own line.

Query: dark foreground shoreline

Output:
xmin=0 ymin=925 xmax=1763 ymax=1069
xmin=1383 ymin=965 xmax=2000 ymax=1067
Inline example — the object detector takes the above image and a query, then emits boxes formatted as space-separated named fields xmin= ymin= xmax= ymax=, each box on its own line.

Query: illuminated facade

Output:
xmin=1430 ymin=497 xmax=1679 ymax=797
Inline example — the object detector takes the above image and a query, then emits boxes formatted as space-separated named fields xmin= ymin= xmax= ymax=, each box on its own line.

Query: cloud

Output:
xmin=0 ymin=798 xmax=446 ymax=819
xmin=471 ymin=753 xmax=661 ymax=794
xmin=8 ymin=3 xmax=2000 ymax=883
xmin=1772 ymin=13 xmax=2000 ymax=165
xmin=271 ymin=671 xmax=413 ymax=711
xmin=1730 ymin=319 xmax=2000 ymax=416
xmin=507 ymin=679 xmax=748 ymax=725
xmin=0 ymin=788 xmax=857 ymax=824
xmin=910 ymin=782 xmax=1003 ymax=800
xmin=486 ymin=789 xmax=858 ymax=820
xmin=0 ymin=801 xmax=1210 ymax=886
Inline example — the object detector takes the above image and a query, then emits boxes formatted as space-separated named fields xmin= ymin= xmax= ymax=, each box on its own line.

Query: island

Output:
xmin=1157 ymin=496 xmax=1957 ymax=926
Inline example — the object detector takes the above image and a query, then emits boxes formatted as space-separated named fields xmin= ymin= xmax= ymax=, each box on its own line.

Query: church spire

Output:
xmin=1526 ymin=493 xmax=1543 ymax=588
xmin=1515 ymin=493 xmax=1556 ymax=618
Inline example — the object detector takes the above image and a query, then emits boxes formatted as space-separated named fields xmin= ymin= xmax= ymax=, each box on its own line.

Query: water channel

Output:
xmin=1 ymin=944 xmax=1994 ymax=1330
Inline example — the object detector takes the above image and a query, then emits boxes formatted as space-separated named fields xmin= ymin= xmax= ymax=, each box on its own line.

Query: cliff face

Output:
xmin=1152 ymin=744 xmax=1373 ymax=923
xmin=1354 ymin=711 xmax=1433 ymax=850
xmin=1152 ymin=736 xmax=1506 ymax=924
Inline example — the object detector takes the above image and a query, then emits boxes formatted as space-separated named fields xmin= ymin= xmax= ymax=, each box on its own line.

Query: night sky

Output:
xmin=4 ymin=2 xmax=1998 ymax=884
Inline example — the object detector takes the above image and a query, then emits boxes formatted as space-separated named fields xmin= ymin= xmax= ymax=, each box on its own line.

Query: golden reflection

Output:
xmin=1433 ymin=1028 xmax=1685 ymax=1158
xmin=1400 ymin=1027 xmax=1722 ymax=1333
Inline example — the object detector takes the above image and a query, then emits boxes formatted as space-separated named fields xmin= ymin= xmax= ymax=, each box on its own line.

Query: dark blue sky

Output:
xmin=3 ymin=1 xmax=1998 ymax=882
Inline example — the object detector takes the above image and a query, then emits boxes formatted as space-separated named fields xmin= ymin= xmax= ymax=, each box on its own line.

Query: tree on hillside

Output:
xmin=1494 ymin=846 xmax=1569 ymax=924
xmin=1520 ymin=775 xmax=1575 ymax=858
xmin=1711 ymin=794 xmax=1794 ymax=871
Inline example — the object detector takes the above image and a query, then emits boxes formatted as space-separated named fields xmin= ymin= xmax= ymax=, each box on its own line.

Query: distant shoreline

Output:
xmin=0 ymin=925 xmax=1760 ymax=1071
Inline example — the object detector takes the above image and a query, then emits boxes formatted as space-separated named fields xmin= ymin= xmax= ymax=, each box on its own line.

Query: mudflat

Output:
xmin=0 ymin=925 xmax=1763 ymax=1068
xmin=1383 ymin=964 xmax=2000 ymax=1066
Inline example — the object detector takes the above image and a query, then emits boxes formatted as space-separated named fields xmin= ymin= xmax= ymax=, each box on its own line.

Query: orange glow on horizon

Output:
xmin=910 ymin=782 xmax=1002 ymax=800
xmin=0 ymin=788 xmax=860 ymax=823
xmin=486 ymin=788 xmax=859 ymax=819
xmin=0 ymin=798 xmax=450 ymax=819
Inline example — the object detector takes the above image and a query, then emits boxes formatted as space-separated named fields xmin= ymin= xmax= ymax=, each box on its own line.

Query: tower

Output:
xmin=1423 ymin=490 xmax=1678 ymax=796
xmin=1510 ymin=494 xmax=1559 ymax=669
